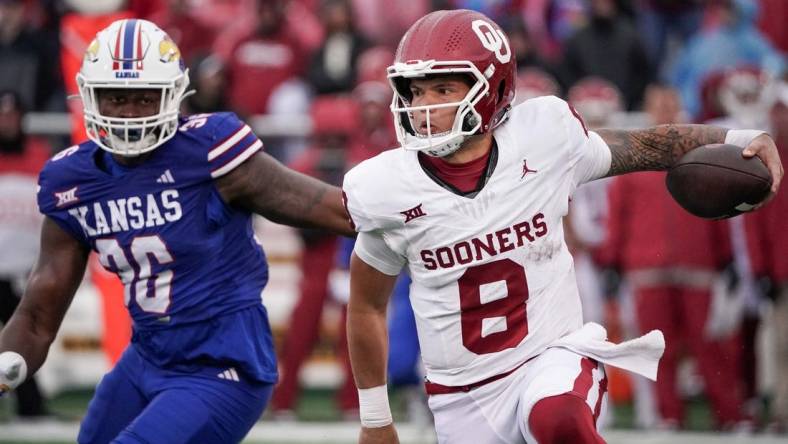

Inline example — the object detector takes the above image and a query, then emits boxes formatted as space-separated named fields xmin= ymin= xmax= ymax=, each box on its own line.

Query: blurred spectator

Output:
xmin=513 ymin=68 xmax=560 ymax=105
xmin=212 ymin=0 xmax=324 ymax=57
xmin=713 ymin=66 xmax=777 ymax=130
xmin=355 ymin=45 xmax=393 ymax=84
xmin=147 ymin=0 xmax=216 ymax=66
xmin=600 ymin=84 xmax=747 ymax=429
xmin=0 ymin=0 xmax=63 ymax=111
xmin=182 ymin=54 xmax=227 ymax=114
xmin=351 ymin=0 xmax=429 ymax=46
xmin=634 ymin=0 xmax=703 ymax=78
xmin=271 ymin=96 xmax=359 ymax=418
xmin=501 ymin=16 xmax=559 ymax=82
xmin=223 ymin=0 xmax=306 ymax=116
xmin=451 ymin=0 xmax=522 ymax=23
xmin=0 ymin=91 xmax=50 ymax=419
xmin=559 ymin=0 xmax=651 ymax=109
xmin=701 ymin=69 xmax=775 ymax=420
xmin=746 ymin=81 xmax=788 ymax=433
xmin=283 ymin=0 xmax=325 ymax=52
xmin=756 ymin=0 xmax=788 ymax=53
xmin=669 ymin=0 xmax=785 ymax=120
xmin=64 ymin=0 xmax=126 ymax=15
xmin=349 ymin=80 xmax=395 ymax=164
xmin=564 ymin=78 xmax=623 ymax=325
xmin=307 ymin=0 xmax=368 ymax=95
xmin=127 ymin=0 xmax=164 ymax=18
xmin=642 ymin=82 xmax=687 ymax=126
xmin=567 ymin=76 xmax=624 ymax=127
xmin=60 ymin=2 xmax=131 ymax=144
xmin=179 ymin=0 xmax=256 ymax=32
xmin=544 ymin=0 xmax=588 ymax=53
xmin=347 ymin=46 xmax=396 ymax=163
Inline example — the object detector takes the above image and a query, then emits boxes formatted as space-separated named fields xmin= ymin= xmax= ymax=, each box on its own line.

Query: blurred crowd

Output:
xmin=0 ymin=0 xmax=786 ymax=434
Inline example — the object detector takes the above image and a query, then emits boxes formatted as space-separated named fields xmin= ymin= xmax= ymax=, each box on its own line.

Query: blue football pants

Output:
xmin=78 ymin=346 xmax=273 ymax=444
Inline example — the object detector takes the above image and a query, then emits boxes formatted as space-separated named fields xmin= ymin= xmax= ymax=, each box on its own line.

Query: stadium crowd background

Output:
xmin=0 ymin=0 xmax=786 ymax=437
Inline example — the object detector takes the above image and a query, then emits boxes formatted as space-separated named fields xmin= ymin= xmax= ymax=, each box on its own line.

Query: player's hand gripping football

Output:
xmin=743 ymin=133 xmax=784 ymax=205
xmin=0 ymin=352 xmax=27 ymax=397
xmin=359 ymin=424 xmax=400 ymax=444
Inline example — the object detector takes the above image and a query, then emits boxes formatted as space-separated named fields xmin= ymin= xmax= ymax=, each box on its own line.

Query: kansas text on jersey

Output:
xmin=36 ymin=112 xmax=278 ymax=382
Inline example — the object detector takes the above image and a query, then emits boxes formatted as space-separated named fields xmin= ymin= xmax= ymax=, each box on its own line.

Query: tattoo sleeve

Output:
xmin=215 ymin=152 xmax=355 ymax=237
xmin=597 ymin=124 xmax=727 ymax=177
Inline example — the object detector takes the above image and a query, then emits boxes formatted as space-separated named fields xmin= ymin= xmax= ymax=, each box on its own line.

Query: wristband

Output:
xmin=724 ymin=129 xmax=767 ymax=148
xmin=358 ymin=384 xmax=393 ymax=428
xmin=0 ymin=351 xmax=28 ymax=392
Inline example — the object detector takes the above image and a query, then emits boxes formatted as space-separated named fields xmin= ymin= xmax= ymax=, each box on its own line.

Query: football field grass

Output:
xmin=1 ymin=389 xmax=786 ymax=444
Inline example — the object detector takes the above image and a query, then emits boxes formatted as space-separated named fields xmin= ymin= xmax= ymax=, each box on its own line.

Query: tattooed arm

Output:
xmin=598 ymin=124 xmax=726 ymax=175
xmin=598 ymin=125 xmax=783 ymax=194
xmin=215 ymin=151 xmax=355 ymax=237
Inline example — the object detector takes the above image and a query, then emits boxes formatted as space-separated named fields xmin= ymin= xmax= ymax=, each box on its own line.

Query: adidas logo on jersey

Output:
xmin=156 ymin=169 xmax=175 ymax=184
xmin=217 ymin=367 xmax=240 ymax=382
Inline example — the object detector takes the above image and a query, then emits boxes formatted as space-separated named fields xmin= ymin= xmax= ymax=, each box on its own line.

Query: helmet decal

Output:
xmin=158 ymin=37 xmax=181 ymax=64
xmin=85 ymin=38 xmax=100 ymax=63
xmin=471 ymin=20 xmax=511 ymax=64
xmin=112 ymin=19 xmax=146 ymax=75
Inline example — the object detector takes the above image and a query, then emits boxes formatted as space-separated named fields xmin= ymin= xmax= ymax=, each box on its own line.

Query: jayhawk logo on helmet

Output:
xmin=158 ymin=37 xmax=181 ymax=64
xmin=85 ymin=38 xmax=100 ymax=63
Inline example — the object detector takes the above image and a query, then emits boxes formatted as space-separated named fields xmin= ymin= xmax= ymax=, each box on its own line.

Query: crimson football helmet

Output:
xmin=388 ymin=9 xmax=517 ymax=157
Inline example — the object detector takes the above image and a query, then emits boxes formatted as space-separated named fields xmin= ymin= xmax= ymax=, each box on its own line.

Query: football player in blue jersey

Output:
xmin=0 ymin=19 xmax=354 ymax=444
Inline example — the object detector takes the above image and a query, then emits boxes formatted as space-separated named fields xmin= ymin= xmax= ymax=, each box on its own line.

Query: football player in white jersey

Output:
xmin=342 ymin=9 xmax=783 ymax=444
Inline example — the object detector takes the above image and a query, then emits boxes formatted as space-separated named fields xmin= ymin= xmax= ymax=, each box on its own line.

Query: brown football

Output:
xmin=666 ymin=143 xmax=772 ymax=219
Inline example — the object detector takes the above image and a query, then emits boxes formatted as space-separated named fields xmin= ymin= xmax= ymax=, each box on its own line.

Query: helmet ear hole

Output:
xmin=462 ymin=112 xmax=479 ymax=132
xmin=497 ymin=80 xmax=506 ymax=103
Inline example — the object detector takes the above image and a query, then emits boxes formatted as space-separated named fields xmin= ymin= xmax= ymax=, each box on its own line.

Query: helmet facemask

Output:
xmin=388 ymin=60 xmax=489 ymax=157
xmin=76 ymin=19 xmax=191 ymax=157
xmin=78 ymin=74 xmax=189 ymax=156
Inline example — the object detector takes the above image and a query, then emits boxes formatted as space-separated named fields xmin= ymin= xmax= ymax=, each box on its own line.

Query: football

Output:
xmin=666 ymin=143 xmax=772 ymax=219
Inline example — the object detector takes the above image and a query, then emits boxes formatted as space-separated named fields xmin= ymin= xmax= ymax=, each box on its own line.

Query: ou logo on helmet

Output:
xmin=471 ymin=20 xmax=511 ymax=64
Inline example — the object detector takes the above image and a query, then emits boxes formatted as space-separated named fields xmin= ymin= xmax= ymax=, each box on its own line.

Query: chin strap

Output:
xmin=104 ymin=130 xmax=159 ymax=156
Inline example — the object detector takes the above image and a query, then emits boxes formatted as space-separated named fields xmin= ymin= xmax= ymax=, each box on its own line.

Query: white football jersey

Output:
xmin=343 ymin=96 xmax=612 ymax=386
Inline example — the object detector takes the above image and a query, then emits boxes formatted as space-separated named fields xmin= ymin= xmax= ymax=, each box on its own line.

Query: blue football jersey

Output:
xmin=37 ymin=113 xmax=278 ymax=381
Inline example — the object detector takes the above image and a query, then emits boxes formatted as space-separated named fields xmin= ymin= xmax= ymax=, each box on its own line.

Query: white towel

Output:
xmin=547 ymin=322 xmax=665 ymax=381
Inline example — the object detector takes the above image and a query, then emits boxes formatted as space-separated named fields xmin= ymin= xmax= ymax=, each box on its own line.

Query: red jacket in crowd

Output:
xmin=600 ymin=171 xmax=731 ymax=272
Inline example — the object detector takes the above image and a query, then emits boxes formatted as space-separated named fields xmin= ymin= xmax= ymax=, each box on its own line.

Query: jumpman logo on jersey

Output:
xmin=400 ymin=203 xmax=427 ymax=223
xmin=521 ymin=159 xmax=538 ymax=179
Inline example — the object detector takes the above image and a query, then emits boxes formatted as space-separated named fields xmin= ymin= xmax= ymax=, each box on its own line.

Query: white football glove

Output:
xmin=0 ymin=351 xmax=27 ymax=396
